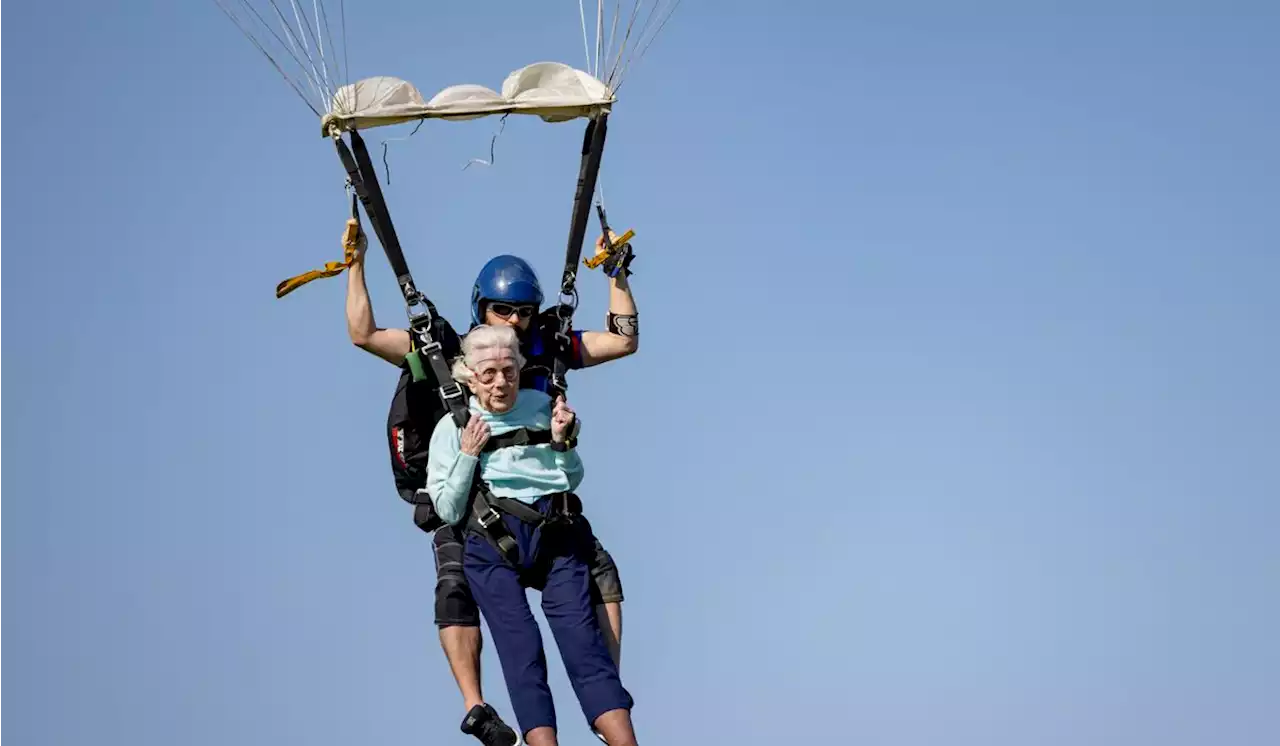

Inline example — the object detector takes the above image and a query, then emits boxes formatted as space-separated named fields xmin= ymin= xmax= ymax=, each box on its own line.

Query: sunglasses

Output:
xmin=488 ymin=302 xmax=536 ymax=320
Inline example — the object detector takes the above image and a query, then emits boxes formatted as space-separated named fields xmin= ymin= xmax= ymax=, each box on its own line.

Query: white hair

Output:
xmin=451 ymin=324 xmax=526 ymax=384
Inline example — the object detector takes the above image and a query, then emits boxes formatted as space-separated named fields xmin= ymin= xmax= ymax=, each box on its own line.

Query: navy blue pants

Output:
xmin=463 ymin=496 xmax=633 ymax=737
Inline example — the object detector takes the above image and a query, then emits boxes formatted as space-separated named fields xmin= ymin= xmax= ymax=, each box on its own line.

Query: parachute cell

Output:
xmin=321 ymin=62 xmax=614 ymax=135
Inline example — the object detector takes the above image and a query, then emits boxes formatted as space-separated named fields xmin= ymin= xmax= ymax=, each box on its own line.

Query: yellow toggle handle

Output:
xmin=275 ymin=218 xmax=363 ymax=299
xmin=583 ymin=229 xmax=635 ymax=270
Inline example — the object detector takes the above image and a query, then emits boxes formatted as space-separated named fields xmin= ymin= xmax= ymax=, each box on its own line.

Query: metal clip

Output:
xmin=478 ymin=508 xmax=503 ymax=529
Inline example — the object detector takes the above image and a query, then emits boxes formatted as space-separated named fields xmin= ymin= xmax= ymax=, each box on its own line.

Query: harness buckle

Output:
xmin=478 ymin=508 xmax=503 ymax=530
xmin=406 ymin=296 xmax=435 ymax=333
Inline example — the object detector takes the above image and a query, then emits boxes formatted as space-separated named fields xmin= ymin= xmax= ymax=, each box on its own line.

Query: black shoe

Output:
xmin=460 ymin=703 xmax=519 ymax=746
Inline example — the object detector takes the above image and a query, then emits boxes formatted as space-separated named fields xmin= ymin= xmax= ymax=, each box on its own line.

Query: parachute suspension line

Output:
xmin=622 ymin=0 xmax=681 ymax=84
xmin=551 ymin=113 xmax=609 ymax=396
xmin=217 ymin=0 xmax=339 ymax=114
xmin=578 ymin=0 xmax=593 ymax=75
xmin=311 ymin=0 xmax=327 ymax=80
xmin=287 ymin=0 xmax=338 ymax=105
xmin=266 ymin=0 xmax=326 ymax=106
xmin=595 ymin=0 xmax=605 ymax=78
xmin=286 ymin=0 xmax=326 ymax=100
xmin=605 ymin=0 xmax=644 ymax=89
xmin=244 ymin=0 xmax=327 ymax=108
xmin=215 ymin=0 xmax=337 ymax=114
xmin=212 ymin=0 xmax=320 ymax=115
xmin=338 ymin=0 xmax=351 ymax=109
xmin=604 ymin=0 xmax=681 ymax=91
xmin=313 ymin=0 xmax=345 ymax=100
xmin=605 ymin=0 xmax=623 ymax=81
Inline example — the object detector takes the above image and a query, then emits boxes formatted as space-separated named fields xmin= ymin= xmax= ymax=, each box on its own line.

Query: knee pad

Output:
xmin=588 ymin=546 xmax=624 ymax=605
xmin=435 ymin=574 xmax=480 ymax=628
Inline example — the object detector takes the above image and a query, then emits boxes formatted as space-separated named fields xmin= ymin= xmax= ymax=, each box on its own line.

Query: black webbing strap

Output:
xmin=467 ymin=461 xmax=521 ymax=564
xmin=462 ymin=425 xmax=578 ymax=565
xmin=560 ymin=115 xmax=610 ymax=296
xmin=467 ymin=483 xmax=580 ymax=566
xmin=550 ymin=114 xmax=610 ymax=397
xmin=482 ymin=428 xmax=555 ymax=452
xmin=408 ymin=427 xmax=555 ymax=537
xmin=332 ymin=131 xmax=411 ymax=288
xmin=332 ymin=128 xmax=468 ymax=428
xmin=409 ymin=332 xmax=468 ymax=428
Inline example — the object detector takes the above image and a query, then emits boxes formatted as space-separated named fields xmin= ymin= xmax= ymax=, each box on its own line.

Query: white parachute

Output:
xmin=213 ymin=0 xmax=679 ymax=134
xmin=322 ymin=62 xmax=615 ymax=135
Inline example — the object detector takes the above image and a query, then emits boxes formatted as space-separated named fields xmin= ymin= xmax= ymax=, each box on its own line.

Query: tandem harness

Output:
xmin=455 ymin=426 xmax=584 ymax=568
xmin=322 ymin=116 xmax=607 ymax=536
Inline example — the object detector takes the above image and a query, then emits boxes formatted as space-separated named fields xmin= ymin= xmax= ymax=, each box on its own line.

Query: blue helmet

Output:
xmin=470 ymin=255 xmax=544 ymax=325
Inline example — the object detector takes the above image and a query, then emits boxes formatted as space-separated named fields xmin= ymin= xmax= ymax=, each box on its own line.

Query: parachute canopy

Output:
xmin=216 ymin=0 xmax=678 ymax=136
xmin=320 ymin=62 xmax=615 ymax=136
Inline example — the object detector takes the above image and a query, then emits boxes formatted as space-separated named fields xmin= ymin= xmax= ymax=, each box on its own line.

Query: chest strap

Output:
xmin=482 ymin=427 xmax=555 ymax=452
xmin=464 ymin=426 xmax=581 ymax=565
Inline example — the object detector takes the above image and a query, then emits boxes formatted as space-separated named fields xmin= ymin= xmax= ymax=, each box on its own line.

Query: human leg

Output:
xmin=434 ymin=527 xmax=518 ymax=745
xmin=433 ymin=527 xmax=485 ymax=708
xmin=593 ymin=709 xmax=639 ymax=746
xmin=580 ymin=517 xmax=625 ymax=670
xmin=539 ymin=530 xmax=635 ymax=740
xmin=596 ymin=603 xmax=622 ymax=671
xmin=438 ymin=626 xmax=483 ymax=710
xmin=464 ymin=531 xmax=560 ymax=740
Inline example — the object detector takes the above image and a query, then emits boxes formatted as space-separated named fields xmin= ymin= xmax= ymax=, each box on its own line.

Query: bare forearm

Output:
xmin=608 ymin=273 xmax=637 ymax=316
xmin=578 ymin=273 xmax=639 ymax=366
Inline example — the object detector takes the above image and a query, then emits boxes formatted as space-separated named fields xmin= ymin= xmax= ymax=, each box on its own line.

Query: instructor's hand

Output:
xmin=343 ymin=218 xmax=367 ymax=259
xmin=460 ymin=415 xmax=491 ymax=456
xmin=595 ymin=231 xmax=618 ymax=254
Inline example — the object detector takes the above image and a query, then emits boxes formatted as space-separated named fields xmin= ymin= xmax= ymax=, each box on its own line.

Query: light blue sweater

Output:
xmin=425 ymin=389 xmax=585 ymax=525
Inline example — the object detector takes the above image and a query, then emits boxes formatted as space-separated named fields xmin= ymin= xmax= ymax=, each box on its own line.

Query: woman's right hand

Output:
xmin=460 ymin=415 xmax=491 ymax=456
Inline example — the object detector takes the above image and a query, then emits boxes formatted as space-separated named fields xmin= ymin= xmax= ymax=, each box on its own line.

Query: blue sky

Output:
xmin=4 ymin=1 xmax=1278 ymax=744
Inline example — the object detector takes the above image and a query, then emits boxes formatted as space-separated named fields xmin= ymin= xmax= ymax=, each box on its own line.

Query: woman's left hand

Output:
xmin=551 ymin=396 xmax=576 ymax=443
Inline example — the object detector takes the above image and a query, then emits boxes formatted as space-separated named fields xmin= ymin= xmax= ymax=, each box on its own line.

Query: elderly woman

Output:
xmin=425 ymin=324 xmax=637 ymax=746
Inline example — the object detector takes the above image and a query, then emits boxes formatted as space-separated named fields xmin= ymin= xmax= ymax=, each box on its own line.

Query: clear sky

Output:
xmin=4 ymin=1 xmax=1278 ymax=744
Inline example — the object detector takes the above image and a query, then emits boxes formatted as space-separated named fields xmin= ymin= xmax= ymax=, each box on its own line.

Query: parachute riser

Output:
xmin=551 ymin=114 xmax=610 ymax=396
xmin=560 ymin=114 xmax=609 ymax=298
xmin=332 ymin=127 xmax=468 ymax=426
